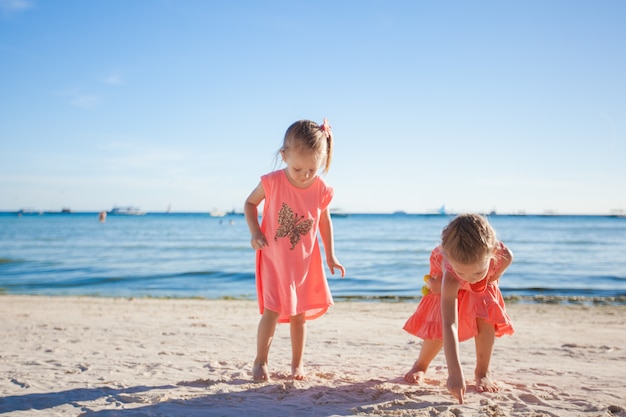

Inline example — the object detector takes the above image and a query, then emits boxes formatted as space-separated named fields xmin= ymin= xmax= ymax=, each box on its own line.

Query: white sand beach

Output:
xmin=1 ymin=295 xmax=625 ymax=416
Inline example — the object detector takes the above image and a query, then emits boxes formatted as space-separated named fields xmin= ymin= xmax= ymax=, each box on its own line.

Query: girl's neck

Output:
xmin=283 ymin=168 xmax=317 ymax=189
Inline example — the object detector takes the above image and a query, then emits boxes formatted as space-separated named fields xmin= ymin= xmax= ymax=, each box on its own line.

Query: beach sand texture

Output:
xmin=1 ymin=296 xmax=625 ymax=416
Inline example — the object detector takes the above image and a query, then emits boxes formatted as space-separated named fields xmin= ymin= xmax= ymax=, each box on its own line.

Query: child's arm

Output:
xmin=318 ymin=207 xmax=345 ymax=277
xmin=488 ymin=245 xmax=514 ymax=283
xmin=244 ymin=182 xmax=268 ymax=250
xmin=441 ymin=271 xmax=465 ymax=404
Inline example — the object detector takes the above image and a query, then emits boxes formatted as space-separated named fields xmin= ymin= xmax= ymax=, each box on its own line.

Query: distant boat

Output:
xmin=17 ymin=208 xmax=42 ymax=216
xmin=330 ymin=208 xmax=349 ymax=218
xmin=108 ymin=206 xmax=146 ymax=216
xmin=210 ymin=208 xmax=226 ymax=217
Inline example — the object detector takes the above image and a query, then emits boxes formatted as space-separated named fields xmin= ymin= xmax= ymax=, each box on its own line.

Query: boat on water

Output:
xmin=209 ymin=208 xmax=226 ymax=217
xmin=16 ymin=208 xmax=43 ymax=216
xmin=108 ymin=206 xmax=146 ymax=216
xmin=330 ymin=208 xmax=350 ymax=218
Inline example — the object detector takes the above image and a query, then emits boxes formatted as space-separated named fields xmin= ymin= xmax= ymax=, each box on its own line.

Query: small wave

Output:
xmin=176 ymin=270 xmax=255 ymax=281
xmin=333 ymin=293 xmax=626 ymax=305
xmin=0 ymin=270 xmax=255 ymax=291
xmin=499 ymin=286 xmax=626 ymax=298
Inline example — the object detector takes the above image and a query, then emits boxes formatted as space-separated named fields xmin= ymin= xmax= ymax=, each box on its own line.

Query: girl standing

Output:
xmin=244 ymin=118 xmax=345 ymax=382
xmin=403 ymin=213 xmax=514 ymax=403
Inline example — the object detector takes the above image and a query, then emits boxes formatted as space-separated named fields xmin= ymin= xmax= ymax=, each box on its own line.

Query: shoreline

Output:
xmin=1 ymin=295 xmax=625 ymax=416
xmin=2 ymin=292 xmax=626 ymax=305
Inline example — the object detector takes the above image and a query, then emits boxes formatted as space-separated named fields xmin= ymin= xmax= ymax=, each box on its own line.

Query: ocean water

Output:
xmin=1 ymin=212 xmax=625 ymax=302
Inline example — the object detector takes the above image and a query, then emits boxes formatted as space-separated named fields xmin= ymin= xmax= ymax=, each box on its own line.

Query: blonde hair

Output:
xmin=441 ymin=213 xmax=498 ymax=265
xmin=281 ymin=119 xmax=334 ymax=174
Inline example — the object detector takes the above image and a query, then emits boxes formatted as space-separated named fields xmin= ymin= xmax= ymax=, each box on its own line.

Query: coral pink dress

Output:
xmin=256 ymin=170 xmax=334 ymax=323
xmin=403 ymin=243 xmax=514 ymax=342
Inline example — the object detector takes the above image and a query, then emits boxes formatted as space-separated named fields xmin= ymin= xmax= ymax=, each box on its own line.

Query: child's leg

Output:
xmin=253 ymin=308 xmax=280 ymax=381
xmin=404 ymin=338 xmax=443 ymax=384
xmin=289 ymin=313 xmax=306 ymax=380
xmin=474 ymin=317 xmax=499 ymax=392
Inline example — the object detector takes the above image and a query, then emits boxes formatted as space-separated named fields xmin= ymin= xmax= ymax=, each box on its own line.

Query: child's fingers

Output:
xmin=450 ymin=388 xmax=464 ymax=404
xmin=330 ymin=264 xmax=346 ymax=278
xmin=338 ymin=265 xmax=345 ymax=278
xmin=251 ymin=236 xmax=268 ymax=249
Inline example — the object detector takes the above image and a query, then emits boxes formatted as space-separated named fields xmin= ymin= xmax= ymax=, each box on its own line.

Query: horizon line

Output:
xmin=1 ymin=209 xmax=625 ymax=218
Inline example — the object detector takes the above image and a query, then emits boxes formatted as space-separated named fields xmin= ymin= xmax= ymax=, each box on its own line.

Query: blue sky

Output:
xmin=1 ymin=0 xmax=624 ymax=215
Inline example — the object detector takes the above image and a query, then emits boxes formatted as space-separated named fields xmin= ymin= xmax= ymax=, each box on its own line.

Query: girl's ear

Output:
xmin=280 ymin=148 xmax=286 ymax=162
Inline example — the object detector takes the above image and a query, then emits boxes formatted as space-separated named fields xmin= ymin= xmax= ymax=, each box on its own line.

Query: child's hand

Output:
xmin=488 ymin=245 xmax=513 ymax=283
xmin=446 ymin=374 xmax=466 ymax=404
xmin=250 ymin=232 xmax=268 ymax=250
xmin=327 ymin=257 xmax=345 ymax=278
xmin=427 ymin=275 xmax=442 ymax=294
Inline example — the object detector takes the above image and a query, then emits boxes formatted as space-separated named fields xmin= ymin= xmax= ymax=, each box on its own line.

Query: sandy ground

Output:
xmin=1 ymin=295 xmax=625 ymax=416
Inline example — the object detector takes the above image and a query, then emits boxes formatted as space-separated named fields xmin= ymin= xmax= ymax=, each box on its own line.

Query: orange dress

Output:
xmin=256 ymin=170 xmax=334 ymax=323
xmin=403 ymin=243 xmax=514 ymax=342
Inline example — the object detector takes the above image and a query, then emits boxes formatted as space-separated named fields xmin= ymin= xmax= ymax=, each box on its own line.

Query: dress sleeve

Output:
xmin=429 ymin=247 xmax=444 ymax=278
xmin=260 ymin=172 xmax=276 ymax=201
xmin=319 ymin=182 xmax=334 ymax=211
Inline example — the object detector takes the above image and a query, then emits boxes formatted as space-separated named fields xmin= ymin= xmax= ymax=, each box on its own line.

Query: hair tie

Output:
xmin=320 ymin=118 xmax=332 ymax=139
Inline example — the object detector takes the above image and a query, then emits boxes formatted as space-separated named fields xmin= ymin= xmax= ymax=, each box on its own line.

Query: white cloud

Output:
xmin=103 ymin=72 xmax=123 ymax=86
xmin=70 ymin=94 xmax=100 ymax=109
xmin=56 ymin=89 xmax=100 ymax=109
xmin=0 ymin=0 xmax=32 ymax=13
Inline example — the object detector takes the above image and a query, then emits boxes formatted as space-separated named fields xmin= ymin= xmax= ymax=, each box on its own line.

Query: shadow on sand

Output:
xmin=0 ymin=385 xmax=175 ymax=414
xmin=0 ymin=377 xmax=451 ymax=416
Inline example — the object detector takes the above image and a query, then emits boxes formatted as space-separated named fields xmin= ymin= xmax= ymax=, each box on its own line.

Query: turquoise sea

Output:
xmin=1 ymin=212 xmax=625 ymax=303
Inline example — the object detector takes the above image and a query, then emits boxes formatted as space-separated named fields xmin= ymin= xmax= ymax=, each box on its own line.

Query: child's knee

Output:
xmin=290 ymin=313 xmax=306 ymax=326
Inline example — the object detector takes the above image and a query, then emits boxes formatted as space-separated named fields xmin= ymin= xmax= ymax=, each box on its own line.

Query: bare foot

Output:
xmin=404 ymin=362 xmax=426 ymax=384
xmin=292 ymin=365 xmax=306 ymax=381
xmin=476 ymin=373 xmax=500 ymax=392
xmin=253 ymin=362 xmax=270 ymax=382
